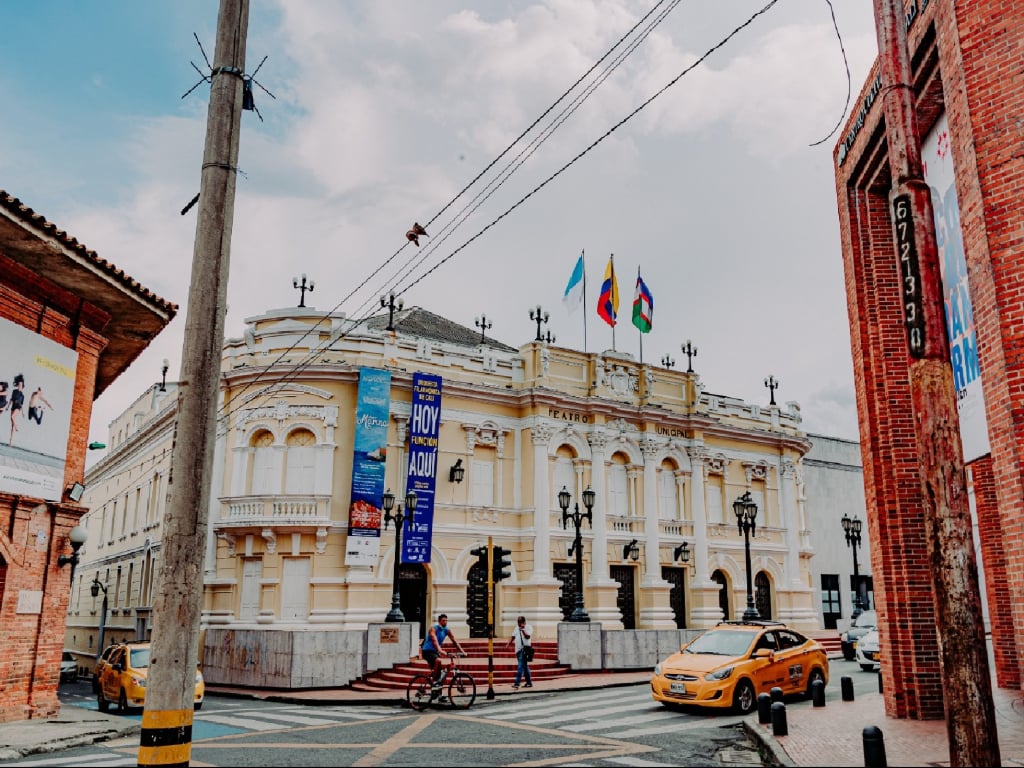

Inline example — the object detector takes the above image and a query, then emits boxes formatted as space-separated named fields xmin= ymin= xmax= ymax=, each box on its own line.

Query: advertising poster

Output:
xmin=344 ymin=367 xmax=391 ymax=566
xmin=0 ymin=317 xmax=78 ymax=501
xmin=402 ymin=372 xmax=442 ymax=564
xmin=922 ymin=113 xmax=990 ymax=462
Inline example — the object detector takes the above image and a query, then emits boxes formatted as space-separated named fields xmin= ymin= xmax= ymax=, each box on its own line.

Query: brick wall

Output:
xmin=835 ymin=0 xmax=1024 ymax=718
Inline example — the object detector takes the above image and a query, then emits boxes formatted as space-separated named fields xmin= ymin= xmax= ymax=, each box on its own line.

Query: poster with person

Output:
xmin=0 ymin=316 xmax=78 ymax=500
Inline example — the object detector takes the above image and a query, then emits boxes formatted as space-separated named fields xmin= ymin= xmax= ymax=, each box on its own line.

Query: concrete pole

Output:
xmin=872 ymin=2 xmax=998 ymax=765
xmin=138 ymin=1 xmax=248 ymax=766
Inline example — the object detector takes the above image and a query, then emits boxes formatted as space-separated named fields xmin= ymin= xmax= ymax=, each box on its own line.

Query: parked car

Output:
xmin=840 ymin=609 xmax=877 ymax=661
xmin=855 ymin=627 xmax=880 ymax=672
xmin=650 ymin=620 xmax=830 ymax=714
xmin=95 ymin=641 xmax=204 ymax=713
xmin=60 ymin=650 xmax=78 ymax=683
xmin=92 ymin=643 xmax=118 ymax=694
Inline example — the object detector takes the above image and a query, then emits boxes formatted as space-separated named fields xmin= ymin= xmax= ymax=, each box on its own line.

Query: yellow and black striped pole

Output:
xmin=138 ymin=709 xmax=193 ymax=768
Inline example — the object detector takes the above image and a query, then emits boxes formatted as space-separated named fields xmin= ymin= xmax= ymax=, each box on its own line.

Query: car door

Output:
xmin=101 ymin=647 xmax=125 ymax=700
xmin=751 ymin=631 xmax=786 ymax=694
xmin=774 ymin=630 xmax=810 ymax=694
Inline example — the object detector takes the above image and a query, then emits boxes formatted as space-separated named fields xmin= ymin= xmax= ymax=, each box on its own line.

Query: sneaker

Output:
xmin=512 ymin=684 xmax=520 ymax=689
xmin=525 ymin=683 xmax=533 ymax=688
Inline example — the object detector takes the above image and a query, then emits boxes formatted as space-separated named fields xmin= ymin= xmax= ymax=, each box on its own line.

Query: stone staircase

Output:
xmin=350 ymin=640 xmax=570 ymax=692
xmin=809 ymin=631 xmax=843 ymax=658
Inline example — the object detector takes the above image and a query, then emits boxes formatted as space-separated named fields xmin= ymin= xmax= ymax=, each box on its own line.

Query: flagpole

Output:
xmin=610 ymin=254 xmax=616 ymax=353
xmin=582 ymin=250 xmax=588 ymax=354
xmin=636 ymin=265 xmax=643 ymax=364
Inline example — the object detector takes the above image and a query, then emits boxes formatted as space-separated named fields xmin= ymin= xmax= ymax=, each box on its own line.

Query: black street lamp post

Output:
xmin=733 ymin=491 xmax=760 ymax=621
xmin=661 ymin=354 xmax=676 ymax=369
xmin=558 ymin=485 xmax=595 ymax=622
xmin=381 ymin=292 xmax=404 ymax=331
xmin=841 ymin=513 xmax=864 ymax=620
xmin=292 ymin=273 xmax=315 ymax=307
xmin=764 ymin=375 xmax=779 ymax=406
xmin=475 ymin=315 xmax=492 ymax=344
xmin=90 ymin=578 xmax=109 ymax=658
xmin=681 ymin=340 xmax=698 ymax=373
xmin=382 ymin=488 xmax=418 ymax=622
xmin=529 ymin=305 xmax=550 ymax=341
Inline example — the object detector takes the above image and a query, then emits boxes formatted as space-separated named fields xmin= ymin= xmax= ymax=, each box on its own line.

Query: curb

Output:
xmin=742 ymin=718 xmax=796 ymax=768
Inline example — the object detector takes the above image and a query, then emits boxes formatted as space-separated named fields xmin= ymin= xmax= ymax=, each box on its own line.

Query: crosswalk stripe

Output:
xmin=489 ymin=689 xmax=651 ymax=720
xmin=229 ymin=711 xmax=346 ymax=726
xmin=196 ymin=714 xmax=291 ymax=731
xmin=560 ymin=710 xmax=682 ymax=732
xmin=0 ymin=756 xmax=136 ymax=767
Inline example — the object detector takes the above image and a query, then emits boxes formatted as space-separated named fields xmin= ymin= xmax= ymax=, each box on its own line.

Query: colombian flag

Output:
xmin=597 ymin=255 xmax=618 ymax=327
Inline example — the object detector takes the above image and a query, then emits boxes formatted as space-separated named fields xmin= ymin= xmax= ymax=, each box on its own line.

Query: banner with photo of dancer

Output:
xmin=344 ymin=367 xmax=392 ymax=567
xmin=0 ymin=316 xmax=78 ymax=501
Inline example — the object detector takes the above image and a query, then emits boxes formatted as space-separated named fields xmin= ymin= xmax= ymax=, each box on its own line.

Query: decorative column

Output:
xmin=687 ymin=444 xmax=723 ymax=627
xmin=525 ymin=422 xmax=563 ymax=632
xmin=585 ymin=431 xmax=622 ymax=625
xmin=639 ymin=439 xmax=674 ymax=628
xmin=777 ymin=458 xmax=818 ymax=627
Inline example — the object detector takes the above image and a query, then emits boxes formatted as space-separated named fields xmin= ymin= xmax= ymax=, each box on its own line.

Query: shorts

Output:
xmin=422 ymin=650 xmax=440 ymax=671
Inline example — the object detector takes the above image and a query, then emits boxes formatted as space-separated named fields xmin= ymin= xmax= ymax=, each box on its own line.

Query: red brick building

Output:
xmin=0 ymin=191 xmax=175 ymax=723
xmin=835 ymin=0 xmax=1023 ymax=719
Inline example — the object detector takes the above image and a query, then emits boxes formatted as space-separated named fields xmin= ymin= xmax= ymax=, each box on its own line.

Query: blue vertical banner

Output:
xmin=402 ymin=372 xmax=442 ymax=563
xmin=344 ymin=367 xmax=392 ymax=567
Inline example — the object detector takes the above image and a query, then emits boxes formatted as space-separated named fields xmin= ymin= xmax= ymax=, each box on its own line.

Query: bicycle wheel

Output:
xmin=447 ymin=671 xmax=476 ymax=709
xmin=407 ymin=674 xmax=434 ymax=711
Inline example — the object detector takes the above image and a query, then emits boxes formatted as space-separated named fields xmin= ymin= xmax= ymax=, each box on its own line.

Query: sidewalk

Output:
xmin=2 ymin=669 xmax=1022 ymax=766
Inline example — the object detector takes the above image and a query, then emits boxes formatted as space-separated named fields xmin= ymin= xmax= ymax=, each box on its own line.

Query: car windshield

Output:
xmin=683 ymin=629 xmax=756 ymax=656
xmin=855 ymin=610 xmax=877 ymax=628
xmin=129 ymin=648 xmax=151 ymax=669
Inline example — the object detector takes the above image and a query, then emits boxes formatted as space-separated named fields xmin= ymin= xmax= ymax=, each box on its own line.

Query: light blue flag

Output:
xmin=562 ymin=253 xmax=585 ymax=313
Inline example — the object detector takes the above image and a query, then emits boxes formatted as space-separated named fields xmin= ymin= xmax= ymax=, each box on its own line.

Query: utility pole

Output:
xmin=138 ymin=1 xmax=248 ymax=766
xmin=871 ymin=2 xmax=998 ymax=766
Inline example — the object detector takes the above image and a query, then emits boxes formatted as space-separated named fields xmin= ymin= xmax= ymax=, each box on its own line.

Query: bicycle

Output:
xmin=407 ymin=652 xmax=476 ymax=711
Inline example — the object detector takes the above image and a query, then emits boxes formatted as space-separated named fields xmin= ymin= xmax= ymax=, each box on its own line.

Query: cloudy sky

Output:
xmin=1 ymin=1 xmax=879 ymax=459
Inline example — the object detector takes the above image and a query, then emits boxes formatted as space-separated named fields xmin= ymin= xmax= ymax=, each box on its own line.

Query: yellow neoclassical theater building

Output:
xmin=66 ymin=302 xmax=831 ymax=682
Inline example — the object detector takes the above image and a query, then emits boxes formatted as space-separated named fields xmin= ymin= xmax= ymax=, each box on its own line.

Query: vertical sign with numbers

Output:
xmin=893 ymin=194 xmax=926 ymax=358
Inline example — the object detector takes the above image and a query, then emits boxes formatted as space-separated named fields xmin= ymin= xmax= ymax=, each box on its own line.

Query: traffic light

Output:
xmin=470 ymin=545 xmax=489 ymax=574
xmin=493 ymin=546 xmax=512 ymax=582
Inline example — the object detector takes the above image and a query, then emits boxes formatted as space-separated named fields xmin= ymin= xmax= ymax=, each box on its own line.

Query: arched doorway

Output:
xmin=399 ymin=563 xmax=428 ymax=640
xmin=755 ymin=572 xmax=772 ymax=620
xmin=712 ymin=569 xmax=730 ymax=620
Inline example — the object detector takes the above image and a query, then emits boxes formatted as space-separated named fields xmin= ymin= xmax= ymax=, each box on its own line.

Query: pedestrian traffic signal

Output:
xmin=470 ymin=545 xmax=489 ymax=574
xmin=493 ymin=546 xmax=512 ymax=582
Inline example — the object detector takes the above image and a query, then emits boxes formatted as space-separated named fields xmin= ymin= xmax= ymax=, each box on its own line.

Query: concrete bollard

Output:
xmin=863 ymin=725 xmax=887 ymax=767
xmin=811 ymin=678 xmax=826 ymax=707
xmin=770 ymin=685 xmax=784 ymax=703
xmin=770 ymin=701 xmax=788 ymax=736
xmin=757 ymin=692 xmax=772 ymax=724
xmin=841 ymin=675 xmax=855 ymax=701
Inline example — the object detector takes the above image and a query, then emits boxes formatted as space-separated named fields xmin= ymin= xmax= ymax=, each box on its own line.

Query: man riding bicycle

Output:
xmin=421 ymin=613 xmax=466 ymax=689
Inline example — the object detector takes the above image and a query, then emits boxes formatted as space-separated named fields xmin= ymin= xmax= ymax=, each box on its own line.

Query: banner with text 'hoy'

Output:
xmin=402 ymin=372 xmax=442 ymax=563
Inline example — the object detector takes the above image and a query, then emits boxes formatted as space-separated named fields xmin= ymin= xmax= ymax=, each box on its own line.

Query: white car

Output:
xmin=60 ymin=650 xmax=78 ymax=683
xmin=855 ymin=628 xmax=880 ymax=672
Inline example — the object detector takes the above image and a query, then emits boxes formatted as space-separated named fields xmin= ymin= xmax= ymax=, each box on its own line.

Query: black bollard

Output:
xmin=770 ymin=701 xmax=788 ymax=736
xmin=878 ymin=669 xmax=883 ymax=693
xmin=757 ymin=692 xmax=772 ymax=724
xmin=811 ymin=678 xmax=826 ymax=707
xmin=863 ymin=725 xmax=887 ymax=767
xmin=841 ymin=675 xmax=855 ymax=701
xmin=770 ymin=685 xmax=784 ymax=703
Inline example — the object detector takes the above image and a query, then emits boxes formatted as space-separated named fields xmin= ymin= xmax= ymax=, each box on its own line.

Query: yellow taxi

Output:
xmin=96 ymin=641 xmax=205 ymax=713
xmin=650 ymin=620 xmax=829 ymax=714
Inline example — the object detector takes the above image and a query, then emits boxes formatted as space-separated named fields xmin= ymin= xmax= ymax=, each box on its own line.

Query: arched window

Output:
xmin=250 ymin=429 xmax=276 ymax=495
xmin=755 ymin=571 xmax=773 ymax=620
xmin=284 ymin=428 xmax=316 ymax=494
xmin=552 ymin=449 xmax=575 ymax=507
xmin=658 ymin=461 xmax=678 ymax=520
xmin=608 ymin=455 xmax=628 ymax=517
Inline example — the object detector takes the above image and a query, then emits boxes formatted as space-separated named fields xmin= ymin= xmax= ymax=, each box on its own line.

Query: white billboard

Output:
xmin=0 ymin=316 xmax=78 ymax=500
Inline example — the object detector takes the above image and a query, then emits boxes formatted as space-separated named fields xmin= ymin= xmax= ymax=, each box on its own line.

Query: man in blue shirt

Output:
xmin=421 ymin=614 xmax=466 ymax=688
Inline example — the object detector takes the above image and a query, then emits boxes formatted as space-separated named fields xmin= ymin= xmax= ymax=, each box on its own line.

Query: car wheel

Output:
xmin=805 ymin=667 xmax=826 ymax=698
xmin=194 ymin=702 xmax=203 ymax=711
xmin=119 ymin=689 xmax=129 ymax=713
xmin=97 ymin=690 xmax=110 ymax=713
xmin=732 ymin=679 xmax=757 ymax=715
xmin=860 ymin=664 xmax=875 ymax=672
xmin=841 ymin=642 xmax=855 ymax=661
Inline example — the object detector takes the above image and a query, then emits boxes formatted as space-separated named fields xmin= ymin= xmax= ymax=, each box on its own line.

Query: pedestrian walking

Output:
xmin=506 ymin=615 xmax=533 ymax=688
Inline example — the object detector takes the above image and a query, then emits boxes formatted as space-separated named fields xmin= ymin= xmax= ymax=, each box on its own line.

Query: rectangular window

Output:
xmin=820 ymin=573 xmax=841 ymax=630
xmin=470 ymin=458 xmax=494 ymax=507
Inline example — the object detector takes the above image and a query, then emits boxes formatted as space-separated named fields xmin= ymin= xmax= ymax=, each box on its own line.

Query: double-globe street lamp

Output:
xmin=841 ymin=513 xmax=864 ymax=619
xmin=558 ymin=485 xmax=595 ymax=623
xmin=733 ymin=491 xmax=760 ymax=621
xmin=382 ymin=488 xmax=417 ymax=623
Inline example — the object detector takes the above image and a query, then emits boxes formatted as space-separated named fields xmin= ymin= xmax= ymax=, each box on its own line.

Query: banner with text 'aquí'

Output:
xmin=345 ymin=367 xmax=392 ymax=566
xmin=402 ymin=372 xmax=442 ymax=563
